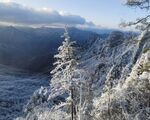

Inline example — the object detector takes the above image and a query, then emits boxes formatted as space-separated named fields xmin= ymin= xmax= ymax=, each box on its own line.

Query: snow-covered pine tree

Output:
xmin=50 ymin=27 xmax=94 ymax=120
xmin=50 ymin=27 xmax=77 ymax=120
xmin=50 ymin=27 xmax=76 ymax=90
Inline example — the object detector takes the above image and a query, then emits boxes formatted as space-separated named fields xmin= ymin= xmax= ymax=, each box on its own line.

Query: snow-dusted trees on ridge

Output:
xmin=93 ymin=50 xmax=150 ymax=120
xmin=103 ymin=65 xmax=115 ymax=120
xmin=74 ymin=70 xmax=94 ymax=120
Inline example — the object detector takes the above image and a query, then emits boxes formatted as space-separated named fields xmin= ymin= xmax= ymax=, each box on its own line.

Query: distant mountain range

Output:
xmin=84 ymin=27 xmax=118 ymax=34
xmin=0 ymin=26 xmax=107 ymax=73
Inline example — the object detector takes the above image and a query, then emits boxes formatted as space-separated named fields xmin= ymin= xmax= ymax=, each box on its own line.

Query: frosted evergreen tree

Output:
xmin=50 ymin=27 xmax=94 ymax=120
xmin=50 ymin=27 xmax=77 ymax=90
xmin=50 ymin=27 xmax=77 ymax=120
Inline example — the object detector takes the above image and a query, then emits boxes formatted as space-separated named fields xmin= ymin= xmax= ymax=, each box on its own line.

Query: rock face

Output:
xmin=16 ymin=31 xmax=149 ymax=120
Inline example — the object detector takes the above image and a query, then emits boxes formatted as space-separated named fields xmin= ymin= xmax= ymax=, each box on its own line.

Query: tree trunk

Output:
xmin=79 ymin=83 xmax=83 ymax=120
xmin=71 ymin=87 xmax=74 ymax=120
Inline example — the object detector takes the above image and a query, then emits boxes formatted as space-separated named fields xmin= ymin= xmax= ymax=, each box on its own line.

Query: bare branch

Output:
xmin=120 ymin=14 xmax=150 ymax=30
xmin=130 ymin=15 xmax=150 ymax=25
xmin=126 ymin=0 xmax=150 ymax=10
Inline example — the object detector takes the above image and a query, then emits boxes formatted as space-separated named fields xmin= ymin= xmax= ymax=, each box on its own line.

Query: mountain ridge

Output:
xmin=0 ymin=26 xmax=102 ymax=73
xmin=15 ymin=29 xmax=150 ymax=120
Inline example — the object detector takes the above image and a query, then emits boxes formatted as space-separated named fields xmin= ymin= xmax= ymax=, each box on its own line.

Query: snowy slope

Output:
xmin=94 ymin=48 xmax=150 ymax=120
xmin=16 ymin=31 xmax=149 ymax=120
xmin=80 ymin=31 xmax=138 ymax=96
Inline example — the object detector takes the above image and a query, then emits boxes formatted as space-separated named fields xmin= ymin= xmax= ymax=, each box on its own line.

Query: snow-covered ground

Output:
xmin=0 ymin=64 xmax=49 ymax=120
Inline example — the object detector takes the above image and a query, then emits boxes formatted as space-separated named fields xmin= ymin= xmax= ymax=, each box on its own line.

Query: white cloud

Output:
xmin=0 ymin=2 xmax=94 ymax=27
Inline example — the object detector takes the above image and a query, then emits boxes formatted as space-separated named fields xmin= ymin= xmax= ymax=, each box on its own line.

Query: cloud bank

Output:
xmin=0 ymin=2 xmax=94 ymax=27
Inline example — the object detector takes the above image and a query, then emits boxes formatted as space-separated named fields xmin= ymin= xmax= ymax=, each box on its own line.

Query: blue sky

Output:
xmin=0 ymin=0 xmax=148 ymax=28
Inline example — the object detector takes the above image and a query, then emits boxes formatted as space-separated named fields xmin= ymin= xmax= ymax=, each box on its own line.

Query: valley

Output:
xmin=0 ymin=64 xmax=49 ymax=120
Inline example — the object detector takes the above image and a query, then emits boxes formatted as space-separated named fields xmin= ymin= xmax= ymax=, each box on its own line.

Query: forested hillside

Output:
xmin=16 ymin=28 xmax=150 ymax=120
